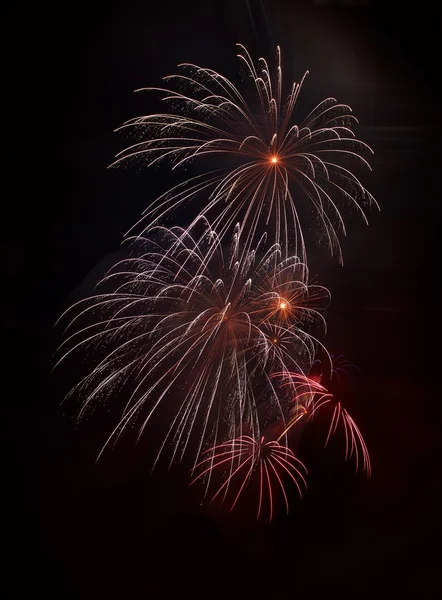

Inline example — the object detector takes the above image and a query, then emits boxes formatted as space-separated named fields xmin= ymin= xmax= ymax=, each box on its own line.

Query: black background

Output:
xmin=6 ymin=0 xmax=441 ymax=597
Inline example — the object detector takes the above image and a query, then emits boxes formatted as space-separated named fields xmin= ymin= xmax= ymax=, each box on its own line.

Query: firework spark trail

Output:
xmin=190 ymin=435 xmax=308 ymax=521
xmin=55 ymin=219 xmax=330 ymax=469
xmin=273 ymin=370 xmax=371 ymax=477
xmin=312 ymin=353 xmax=361 ymax=382
xmin=111 ymin=44 xmax=378 ymax=265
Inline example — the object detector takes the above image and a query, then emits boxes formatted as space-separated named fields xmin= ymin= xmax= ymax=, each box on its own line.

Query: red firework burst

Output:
xmin=191 ymin=435 xmax=307 ymax=521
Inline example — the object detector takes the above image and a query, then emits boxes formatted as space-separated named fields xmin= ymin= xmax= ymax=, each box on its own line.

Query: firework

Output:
xmin=112 ymin=44 xmax=378 ymax=264
xmin=191 ymin=435 xmax=307 ymax=521
xmin=274 ymin=369 xmax=371 ymax=476
xmin=189 ymin=360 xmax=369 ymax=520
xmin=56 ymin=45 xmax=377 ymax=521
xmin=55 ymin=219 xmax=330 ymax=469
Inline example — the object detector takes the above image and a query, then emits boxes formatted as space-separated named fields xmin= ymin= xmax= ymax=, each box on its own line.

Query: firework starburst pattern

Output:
xmin=56 ymin=46 xmax=377 ymax=521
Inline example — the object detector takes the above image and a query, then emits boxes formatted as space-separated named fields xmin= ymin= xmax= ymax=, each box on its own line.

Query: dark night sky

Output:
xmin=5 ymin=1 xmax=441 ymax=598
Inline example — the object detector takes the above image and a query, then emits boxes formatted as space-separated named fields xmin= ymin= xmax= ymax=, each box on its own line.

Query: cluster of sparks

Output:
xmin=191 ymin=437 xmax=308 ymax=522
xmin=113 ymin=44 xmax=378 ymax=265
xmin=56 ymin=45 xmax=376 ymax=520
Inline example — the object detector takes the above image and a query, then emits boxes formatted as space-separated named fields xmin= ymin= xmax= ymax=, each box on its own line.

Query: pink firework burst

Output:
xmin=191 ymin=435 xmax=307 ymax=521
xmin=274 ymin=370 xmax=371 ymax=477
